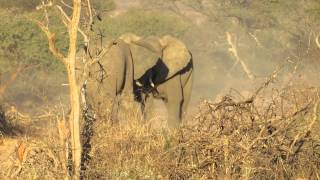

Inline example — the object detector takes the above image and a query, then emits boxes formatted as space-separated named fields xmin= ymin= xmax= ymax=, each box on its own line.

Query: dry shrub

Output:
xmin=0 ymin=105 xmax=23 ymax=136
xmin=2 ymin=79 xmax=320 ymax=179
xmin=11 ymin=140 xmax=65 ymax=179
xmin=85 ymin=82 xmax=320 ymax=179
xmin=0 ymin=106 xmax=7 ymax=135
xmin=0 ymin=137 xmax=66 ymax=179
xmin=158 ymin=85 xmax=320 ymax=179
xmin=0 ymin=107 xmax=69 ymax=179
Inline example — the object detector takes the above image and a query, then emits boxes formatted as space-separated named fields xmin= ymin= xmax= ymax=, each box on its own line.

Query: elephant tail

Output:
xmin=122 ymin=40 xmax=135 ymax=96
xmin=181 ymin=54 xmax=194 ymax=88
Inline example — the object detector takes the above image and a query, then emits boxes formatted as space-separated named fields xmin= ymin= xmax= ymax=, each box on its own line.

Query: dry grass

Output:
xmin=1 ymin=81 xmax=320 ymax=179
xmin=0 ymin=106 xmax=69 ymax=179
xmin=84 ymin=83 xmax=320 ymax=179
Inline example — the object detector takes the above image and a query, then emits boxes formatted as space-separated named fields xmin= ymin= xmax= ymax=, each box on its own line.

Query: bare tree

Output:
xmin=36 ymin=0 xmax=86 ymax=178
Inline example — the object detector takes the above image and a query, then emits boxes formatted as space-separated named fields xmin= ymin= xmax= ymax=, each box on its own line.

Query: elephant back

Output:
xmin=129 ymin=43 xmax=159 ymax=79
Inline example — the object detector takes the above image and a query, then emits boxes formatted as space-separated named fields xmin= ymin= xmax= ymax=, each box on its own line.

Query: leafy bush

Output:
xmin=91 ymin=0 xmax=115 ymax=12
xmin=0 ymin=9 xmax=67 ymax=74
xmin=94 ymin=10 xmax=190 ymax=38
xmin=0 ymin=0 xmax=41 ymax=11
xmin=0 ymin=0 xmax=115 ymax=12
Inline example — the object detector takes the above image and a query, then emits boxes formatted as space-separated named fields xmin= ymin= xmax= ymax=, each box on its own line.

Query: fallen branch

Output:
xmin=226 ymin=32 xmax=255 ymax=80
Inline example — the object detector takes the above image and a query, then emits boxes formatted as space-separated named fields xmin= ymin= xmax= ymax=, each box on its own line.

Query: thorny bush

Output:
xmin=160 ymin=85 xmax=320 ymax=179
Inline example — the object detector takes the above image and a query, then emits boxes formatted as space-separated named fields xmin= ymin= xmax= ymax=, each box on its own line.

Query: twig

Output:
xmin=85 ymin=0 xmax=93 ymax=32
xmin=82 ymin=40 xmax=115 ymax=79
xmin=250 ymin=65 xmax=283 ymax=101
xmin=60 ymin=0 xmax=73 ymax=9
xmin=36 ymin=0 xmax=53 ymax=10
xmin=248 ymin=32 xmax=263 ymax=48
xmin=56 ymin=5 xmax=89 ymax=44
xmin=288 ymin=100 xmax=319 ymax=156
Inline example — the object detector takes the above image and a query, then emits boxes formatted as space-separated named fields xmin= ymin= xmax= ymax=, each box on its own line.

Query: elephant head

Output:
xmin=120 ymin=33 xmax=194 ymax=128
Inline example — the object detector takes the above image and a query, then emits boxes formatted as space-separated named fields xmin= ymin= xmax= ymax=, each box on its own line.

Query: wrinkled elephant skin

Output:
xmin=120 ymin=33 xmax=194 ymax=128
xmin=76 ymin=39 xmax=135 ymax=122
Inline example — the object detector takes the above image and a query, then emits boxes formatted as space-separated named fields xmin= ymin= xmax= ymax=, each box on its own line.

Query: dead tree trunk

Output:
xmin=37 ymin=0 xmax=82 ymax=178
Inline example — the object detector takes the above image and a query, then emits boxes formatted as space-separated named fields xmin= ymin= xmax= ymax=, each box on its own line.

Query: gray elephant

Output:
xmin=76 ymin=38 xmax=135 ymax=122
xmin=119 ymin=33 xmax=194 ymax=127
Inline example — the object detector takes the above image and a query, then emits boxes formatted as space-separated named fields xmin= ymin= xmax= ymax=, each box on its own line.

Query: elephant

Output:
xmin=119 ymin=33 xmax=194 ymax=128
xmin=76 ymin=38 xmax=135 ymax=122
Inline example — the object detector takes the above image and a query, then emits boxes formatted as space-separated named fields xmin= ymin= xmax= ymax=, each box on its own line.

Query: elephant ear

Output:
xmin=129 ymin=43 xmax=160 ymax=79
xmin=160 ymin=35 xmax=192 ymax=78
xmin=132 ymin=36 xmax=163 ymax=56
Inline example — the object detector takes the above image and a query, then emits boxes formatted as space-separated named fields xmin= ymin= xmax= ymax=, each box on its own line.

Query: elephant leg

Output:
xmin=110 ymin=96 xmax=120 ymax=124
xmin=143 ymin=94 xmax=154 ymax=122
xmin=181 ymin=72 xmax=193 ymax=120
xmin=164 ymin=77 xmax=183 ymax=128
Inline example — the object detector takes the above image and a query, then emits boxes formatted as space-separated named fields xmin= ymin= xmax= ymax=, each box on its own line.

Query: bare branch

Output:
xmin=56 ymin=5 xmax=89 ymax=45
xmin=60 ymin=0 xmax=73 ymax=9
xmin=56 ymin=5 xmax=71 ymax=27
xmin=248 ymin=32 xmax=263 ymax=48
xmin=36 ymin=0 xmax=53 ymax=10
xmin=86 ymin=0 xmax=93 ymax=31
xmin=82 ymin=40 xmax=115 ymax=79
xmin=36 ymin=21 xmax=66 ymax=62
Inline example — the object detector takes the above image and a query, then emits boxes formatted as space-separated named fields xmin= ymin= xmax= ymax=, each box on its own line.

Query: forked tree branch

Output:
xmin=36 ymin=21 xmax=66 ymax=63
xmin=56 ymin=5 xmax=89 ymax=45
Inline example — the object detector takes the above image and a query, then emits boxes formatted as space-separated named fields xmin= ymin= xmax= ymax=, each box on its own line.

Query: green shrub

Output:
xmin=92 ymin=0 xmax=115 ymax=12
xmin=94 ymin=10 xmax=190 ymax=38
xmin=0 ymin=9 xmax=67 ymax=74
xmin=0 ymin=0 xmax=41 ymax=11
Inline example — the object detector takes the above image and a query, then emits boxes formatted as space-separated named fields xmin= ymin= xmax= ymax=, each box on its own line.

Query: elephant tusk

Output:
xmin=136 ymin=81 xmax=143 ymax=87
xmin=149 ymin=78 xmax=155 ymax=88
